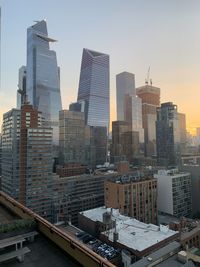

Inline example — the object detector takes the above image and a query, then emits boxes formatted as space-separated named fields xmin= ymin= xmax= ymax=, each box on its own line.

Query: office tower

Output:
xmin=124 ymin=94 xmax=144 ymax=143
xmin=136 ymin=84 xmax=160 ymax=156
xmin=77 ymin=48 xmax=110 ymax=131
xmin=154 ymin=169 xmax=192 ymax=217
xmin=116 ymin=72 xmax=135 ymax=121
xmin=156 ymin=102 xmax=181 ymax=167
xmin=116 ymin=71 xmax=144 ymax=143
xmin=59 ymin=110 xmax=85 ymax=165
xmin=110 ymin=121 xmax=139 ymax=163
xmin=178 ymin=113 xmax=187 ymax=154
xmin=17 ymin=66 xmax=26 ymax=109
xmin=105 ymin=176 xmax=158 ymax=224
xmin=26 ymin=20 xmax=62 ymax=145
xmin=1 ymin=103 xmax=53 ymax=220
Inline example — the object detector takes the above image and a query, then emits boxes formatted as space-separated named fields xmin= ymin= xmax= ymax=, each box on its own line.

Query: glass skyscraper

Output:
xmin=77 ymin=48 xmax=110 ymax=131
xmin=26 ymin=20 xmax=62 ymax=144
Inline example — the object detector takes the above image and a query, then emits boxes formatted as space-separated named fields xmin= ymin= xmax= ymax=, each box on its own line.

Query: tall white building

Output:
xmin=154 ymin=169 xmax=192 ymax=217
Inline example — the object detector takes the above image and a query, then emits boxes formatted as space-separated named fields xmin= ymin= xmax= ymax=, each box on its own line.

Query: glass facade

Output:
xmin=26 ymin=20 xmax=62 ymax=145
xmin=77 ymin=48 xmax=110 ymax=132
xmin=116 ymin=72 xmax=135 ymax=121
xmin=156 ymin=102 xmax=181 ymax=167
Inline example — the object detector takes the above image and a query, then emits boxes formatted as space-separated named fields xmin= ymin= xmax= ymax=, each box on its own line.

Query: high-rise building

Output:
xmin=105 ymin=175 xmax=158 ymax=224
xmin=178 ymin=113 xmax=187 ymax=154
xmin=1 ymin=102 xmax=53 ymax=220
xmin=77 ymin=48 xmax=110 ymax=131
xmin=1 ymin=108 xmax=21 ymax=200
xmin=116 ymin=71 xmax=144 ymax=143
xmin=154 ymin=169 xmax=192 ymax=218
xmin=17 ymin=66 xmax=26 ymax=109
xmin=136 ymin=84 xmax=160 ymax=156
xmin=156 ymin=102 xmax=180 ymax=167
xmin=26 ymin=20 xmax=62 ymax=145
xmin=116 ymin=72 xmax=135 ymax=121
xmin=124 ymin=94 xmax=144 ymax=143
xmin=110 ymin=121 xmax=139 ymax=163
xmin=59 ymin=110 xmax=85 ymax=165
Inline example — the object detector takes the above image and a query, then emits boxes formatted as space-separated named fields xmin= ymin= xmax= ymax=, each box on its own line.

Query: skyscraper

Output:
xmin=136 ymin=84 xmax=160 ymax=156
xmin=1 ymin=102 xmax=53 ymax=221
xmin=59 ymin=110 xmax=85 ymax=165
xmin=156 ymin=102 xmax=180 ymax=167
xmin=26 ymin=20 xmax=62 ymax=144
xmin=116 ymin=72 xmax=144 ymax=143
xmin=116 ymin=72 xmax=135 ymax=121
xmin=77 ymin=48 xmax=110 ymax=131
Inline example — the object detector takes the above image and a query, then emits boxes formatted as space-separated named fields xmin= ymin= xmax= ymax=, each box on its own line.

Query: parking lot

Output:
xmin=75 ymin=231 xmax=120 ymax=260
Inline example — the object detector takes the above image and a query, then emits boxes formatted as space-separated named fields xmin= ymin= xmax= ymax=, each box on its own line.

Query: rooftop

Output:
xmin=1 ymin=234 xmax=79 ymax=267
xmin=80 ymin=207 xmax=178 ymax=252
xmin=0 ymin=205 xmax=19 ymax=224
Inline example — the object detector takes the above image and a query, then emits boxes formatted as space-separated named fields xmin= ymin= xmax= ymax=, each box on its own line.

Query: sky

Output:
xmin=0 ymin=0 xmax=200 ymax=134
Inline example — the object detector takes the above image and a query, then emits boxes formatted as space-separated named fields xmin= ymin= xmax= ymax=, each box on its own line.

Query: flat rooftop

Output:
xmin=1 ymin=233 xmax=80 ymax=267
xmin=80 ymin=207 xmax=178 ymax=252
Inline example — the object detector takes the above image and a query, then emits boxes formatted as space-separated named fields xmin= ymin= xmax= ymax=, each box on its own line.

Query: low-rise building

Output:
xmin=78 ymin=207 xmax=178 ymax=260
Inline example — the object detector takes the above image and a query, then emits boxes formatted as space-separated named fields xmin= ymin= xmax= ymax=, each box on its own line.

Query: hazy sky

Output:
xmin=0 ymin=0 xmax=200 ymax=134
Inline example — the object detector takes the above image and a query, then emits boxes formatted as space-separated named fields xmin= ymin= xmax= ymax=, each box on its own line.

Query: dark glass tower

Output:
xmin=156 ymin=102 xmax=180 ymax=167
xmin=26 ymin=20 xmax=62 ymax=145
xmin=77 ymin=48 xmax=110 ymax=132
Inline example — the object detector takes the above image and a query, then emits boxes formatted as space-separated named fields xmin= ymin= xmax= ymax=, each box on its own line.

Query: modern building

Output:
xmin=78 ymin=207 xmax=178 ymax=259
xmin=124 ymin=94 xmax=144 ymax=143
xmin=85 ymin=126 xmax=107 ymax=167
xmin=116 ymin=72 xmax=135 ymax=121
xmin=104 ymin=175 xmax=158 ymax=224
xmin=178 ymin=113 xmax=187 ymax=154
xmin=59 ymin=110 xmax=85 ymax=165
xmin=26 ymin=20 xmax=62 ymax=145
xmin=156 ymin=102 xmax=181 ymax=167
xmin=136 ymin=84 xmax=160 ymax=157
xmin=110 ymin=121 xmax=139 ymax=163
xmin=116 ymin=72 xmax=144 ymax=144
xmin=77 ymin=48 xmax=110 ymax=132
xmin=17 ymin=65 xmax=26 ymax=109
xmin=1 ymin=102 xmax=53 ymax=221
xmin=154 ymin=169 xmax=192 ymax=218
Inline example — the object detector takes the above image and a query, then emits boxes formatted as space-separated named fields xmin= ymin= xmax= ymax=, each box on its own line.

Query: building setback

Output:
xmin=105 ymin=175 xmax=158 ymax=224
